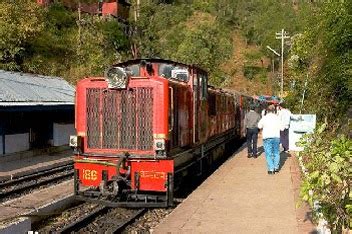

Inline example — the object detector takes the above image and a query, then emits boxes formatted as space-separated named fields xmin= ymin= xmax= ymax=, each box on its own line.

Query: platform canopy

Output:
xmin=0 ymin=70 xmax=74 ymax=107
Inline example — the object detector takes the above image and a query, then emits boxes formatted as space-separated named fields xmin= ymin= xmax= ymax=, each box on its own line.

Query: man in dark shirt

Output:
xmin=244 ymin=104 xmax=261 ymax=158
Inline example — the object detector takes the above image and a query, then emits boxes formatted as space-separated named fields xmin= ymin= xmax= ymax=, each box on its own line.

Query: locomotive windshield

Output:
xmin=159 ymin=63 xmax=189 ymax=82
xmin=126 ymin=64 xmax=140 ymax=76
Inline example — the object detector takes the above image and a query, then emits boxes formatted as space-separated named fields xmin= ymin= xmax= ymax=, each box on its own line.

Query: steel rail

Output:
xmin=108 ymin=208 xmax=146 ymax=233
xmin=0 ymin=170 xmax=73 ymax=199
xmin=58 ymin=207 xmax=146 ymax=234
xmin=59 ymin=206 xmax=110 ymax=234
xmin=0 ymin=163 xmax=73 ymax=186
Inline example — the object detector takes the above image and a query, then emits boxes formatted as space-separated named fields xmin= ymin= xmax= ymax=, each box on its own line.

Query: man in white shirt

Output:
xmin=258 ymin=104 xmax=283 ymax=174
xmin=277 ymin=103 xmax=292 ymax=153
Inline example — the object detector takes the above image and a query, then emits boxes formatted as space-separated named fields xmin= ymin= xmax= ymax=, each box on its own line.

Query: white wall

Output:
xmin=53 ymin=123 xmax=75 ymax=146
xmin=289 ymin=114 xmax=316 ymax=151
xmin=5 ymin=133 xmax=30 ymax=154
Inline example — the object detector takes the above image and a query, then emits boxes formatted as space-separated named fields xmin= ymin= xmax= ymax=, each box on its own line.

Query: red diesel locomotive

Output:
xmin=70 ymin=59 xmax=252 ymax=207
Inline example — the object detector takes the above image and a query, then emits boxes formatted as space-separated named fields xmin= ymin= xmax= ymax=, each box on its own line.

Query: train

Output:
xmin=70 ymin=59 xmax=254 ymax=207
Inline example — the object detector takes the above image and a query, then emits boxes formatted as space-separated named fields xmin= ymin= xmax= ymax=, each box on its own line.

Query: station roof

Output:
xmin=0 ymin=70 xmax=74 ymax=107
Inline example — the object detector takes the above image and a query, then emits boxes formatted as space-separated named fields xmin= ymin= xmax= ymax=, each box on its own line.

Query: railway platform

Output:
xmin=155 ymin=138 xmax=316 ymax=233
xmin=0 ymin=180 xmax=74 ymax=233
xmin=0 ymin=146 xmax=73 ymax=181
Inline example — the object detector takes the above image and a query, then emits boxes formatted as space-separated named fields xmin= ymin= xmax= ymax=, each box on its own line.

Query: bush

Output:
xmin=299 ymin=124 xmax=351 ymax=232
xmin=243 ymin=65 xmax=264 ymax=80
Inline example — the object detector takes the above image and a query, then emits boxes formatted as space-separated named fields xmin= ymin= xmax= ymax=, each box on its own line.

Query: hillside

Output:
xmin=221 ymin=32 xmax=272 ymax=96
xmin=0 ymin=0 xmax=350 ymax=121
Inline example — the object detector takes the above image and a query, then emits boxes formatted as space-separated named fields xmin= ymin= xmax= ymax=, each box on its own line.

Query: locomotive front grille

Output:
xmin=86 ymin=88 xmax=154 ymax=151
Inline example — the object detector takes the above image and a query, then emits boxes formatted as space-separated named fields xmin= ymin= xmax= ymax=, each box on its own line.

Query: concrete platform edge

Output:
xmin=0 ymin=157 xmax=73 ymax=181
xmin=0 ymin=218 xmax=31 ymax=234
xmin=0 ymin=145 xmax=71 ymax=163
xmin=0 ymin=194 xmax=75 ymax=234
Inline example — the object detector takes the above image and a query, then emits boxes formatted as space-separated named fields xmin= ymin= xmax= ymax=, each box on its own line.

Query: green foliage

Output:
xmin=191 ymin=0 xmax=239 ymax=26
xmin=243 ymin=65 xmax=265 ymax=80
xmin=160 ymin=12 xmax=232 ymax=83
xmin=132 ymin=0 xmax=303 ymax=86
xmin=236 ymin=0 xmax=299 ymax=49
xmin=0 ymin=0 xmax=44 ymax=70
xmin=133 ymin=1 xmax=194 ymax=57
xmin=299 ymin=124 xmax=351 ymax=231
xmin=22 ymin=3 xmax=76 ymax=75
xmin=287 ymin=4 xmax=352 ymax=231
xmin=72 ymin=17 xmax=129 ymax=81
xmin=99 ymin=20 xmax=129 ymax=52
xmin=244 ymin=51 xmax=263 ymax=61
xmin=0 ymin=3 xmax=350 ymax=231
xmin=287 ymin=1 xmax=352 ymax=122
xmin=133 ymin=1 xmax=233 ymax=85
xmin=0 ymin=1 xmax=129 ymax=83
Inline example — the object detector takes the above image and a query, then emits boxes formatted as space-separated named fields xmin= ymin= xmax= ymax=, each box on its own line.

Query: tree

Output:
xmin=159 ymin=11 xmax=232 ymax=84
xmin=1 ymin=1 xmax=130 ymax=83
xmin=288 ymin=2 xmax=352 ymax=232
xmin=131 ymin=1 xmax=233 ymax=84
xmin=0 ymin=0 xmax=44 ymax=70
xmin=288 ymin=1 xmax=352 ymax=121
xmin=299 ymin=124 xmax=351 ymax=232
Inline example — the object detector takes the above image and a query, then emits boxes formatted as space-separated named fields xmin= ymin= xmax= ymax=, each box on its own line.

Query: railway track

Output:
xmin=0 ymin=164 xmax=73 ymax=201
xmin=59 ymin=206 xmax=146 ymax=233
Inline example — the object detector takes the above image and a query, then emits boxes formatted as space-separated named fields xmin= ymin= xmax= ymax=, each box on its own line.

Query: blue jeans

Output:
xmin=263 ymin=138 xmax=280 ymax=171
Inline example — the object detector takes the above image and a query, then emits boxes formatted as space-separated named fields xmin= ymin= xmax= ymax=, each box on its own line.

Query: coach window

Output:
xmin=168 ymin=87 xmax=174 ymax=132
xmin=208 ymin=93 xmax=216 ymax=116
xmin=199 ymin=73 xmax=208 ymax=100
xmin=193 ymin=73 xmax=198 ymax=87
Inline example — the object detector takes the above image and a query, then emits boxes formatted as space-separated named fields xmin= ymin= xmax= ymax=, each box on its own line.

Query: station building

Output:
xmin=0 ymin=70 xmax=75 ymax=155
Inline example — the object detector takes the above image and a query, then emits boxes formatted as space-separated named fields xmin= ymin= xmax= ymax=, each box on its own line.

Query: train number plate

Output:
xmin=82 ymin=169 xmax=98 ymax=181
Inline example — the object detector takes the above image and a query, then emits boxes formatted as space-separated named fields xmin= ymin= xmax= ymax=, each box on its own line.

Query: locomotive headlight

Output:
xmin=69 ymin=135 xmax=82 ymax=148
xmin=69 ymin=135 xmax=78 ymax=147
xmin=105 ymin=66 xmax=129 ymax=89
xmin=154 ymin=139 xmax=166 ymax=150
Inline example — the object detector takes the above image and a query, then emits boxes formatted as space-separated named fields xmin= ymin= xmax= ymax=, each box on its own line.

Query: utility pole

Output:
xmin=131 ymin=0 xmax=141 ymax=58
xmin=77 ymin=1 xmax=82 ymax=60
xmin=266 ymin=45 xmax=280 ymax=95
xmin=300 ymin=74 xmax=309 ymax=114
xmin=134 ymin=0 xmax=140 ymax=22
xmin=275 ymin=29 xmax=290 ymax=97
